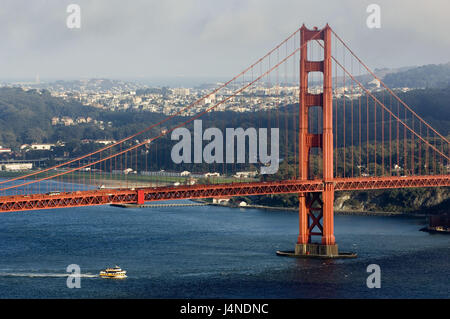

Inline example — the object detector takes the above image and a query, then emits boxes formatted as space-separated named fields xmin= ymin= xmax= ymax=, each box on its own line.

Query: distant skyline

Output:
xmin=1 ymin=0 xmax=449 ymax=82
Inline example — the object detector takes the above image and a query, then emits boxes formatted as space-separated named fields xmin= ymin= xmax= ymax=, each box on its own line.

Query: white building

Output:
xmin=30 ymin=144 xmax=55 ymax=151
xmin=0 ymin=146 xmax=11 ymax=153
xmin=95 ymin=140 xmax=116 ymax=145
xmin=172 ymin=88 xmax=190 ymax=96
xmin=212 ymin=198 xmax=230 ymax=205
xmin=123 ymin=168 xmax=136 ymax=174
xmin=1 ymin=163 xmax=33 ymax=171
xmin=204 ymin=172 xmax=220 ymax=178
xmin=234 ymin=171 xmax=258 ymax=178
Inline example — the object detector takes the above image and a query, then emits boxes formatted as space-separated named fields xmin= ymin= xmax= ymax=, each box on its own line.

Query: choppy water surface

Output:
xmin=0 ymin=200 xmax=448 ymax=298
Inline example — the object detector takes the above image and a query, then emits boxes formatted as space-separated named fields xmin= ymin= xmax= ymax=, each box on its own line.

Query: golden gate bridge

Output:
xmin=0 ymin=24 xmax=448 ymax=257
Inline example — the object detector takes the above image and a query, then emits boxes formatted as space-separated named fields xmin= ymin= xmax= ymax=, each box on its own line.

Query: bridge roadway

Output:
xmin=0 ymin=175 xmax=449 ymax=212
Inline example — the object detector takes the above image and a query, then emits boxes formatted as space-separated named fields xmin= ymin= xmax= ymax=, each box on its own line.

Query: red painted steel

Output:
xmin=1 ymin=175 xmax=448 ymax=213
xmin=298 ymin=24 xmax=335 ymax=245
xmin=331 ymin=29 xmax=450 ymax=146
xmin=137 ymin=189 xmax=145 ymax=205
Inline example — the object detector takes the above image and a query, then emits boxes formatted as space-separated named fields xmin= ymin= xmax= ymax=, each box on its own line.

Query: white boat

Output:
xmin=99 ymin=265 xmax=127 ymax=279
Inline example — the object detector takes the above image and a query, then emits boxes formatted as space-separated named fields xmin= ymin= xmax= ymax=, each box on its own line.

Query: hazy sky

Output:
xmin=1 ymin=0 xmax=449 ymax=81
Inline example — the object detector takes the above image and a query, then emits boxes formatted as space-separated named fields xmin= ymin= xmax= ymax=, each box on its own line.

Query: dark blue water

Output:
xmin=0 ymin=201 xmax=448 ymax=298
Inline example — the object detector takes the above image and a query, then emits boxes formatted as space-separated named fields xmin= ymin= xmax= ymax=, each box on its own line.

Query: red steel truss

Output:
xmin=1 ymin=175 xmax=448 ymax=213
xmin=298 ymin=24 xmax=336 ymax=246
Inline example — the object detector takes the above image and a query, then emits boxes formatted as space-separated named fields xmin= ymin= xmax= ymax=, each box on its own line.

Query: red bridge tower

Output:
xmin=295 ymin=24 xmax=340 ymax=257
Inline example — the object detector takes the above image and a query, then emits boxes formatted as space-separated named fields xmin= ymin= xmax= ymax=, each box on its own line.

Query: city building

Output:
xmin=1 ymin=163 xmax=33 ymax=171
xmin=204 ymin=172 xmax=220 ymax=177
xmin=29 ymin=144 xmax=55 ymax=151
xmin=212 ymin=198 xmax=230 ymax=205
xmin=0 ymin=146 xmax=12 ymax=154
xmin=234 ymin=171 xmax=258 ymax=178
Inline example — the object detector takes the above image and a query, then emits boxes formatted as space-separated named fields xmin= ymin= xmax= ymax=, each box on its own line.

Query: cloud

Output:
xmin=0 ymin=0 xmax=448 ymax=79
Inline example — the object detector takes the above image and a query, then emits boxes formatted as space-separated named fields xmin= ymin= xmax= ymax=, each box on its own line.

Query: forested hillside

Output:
xmin=382 ymin=62 xmax=450 ymax=88
xmin=0 ymin=87 xmax=166 ymax=148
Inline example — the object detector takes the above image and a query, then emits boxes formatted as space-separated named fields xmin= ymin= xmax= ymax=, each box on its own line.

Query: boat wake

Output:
xmin=0 ymin=272 xmax=98 ymax=278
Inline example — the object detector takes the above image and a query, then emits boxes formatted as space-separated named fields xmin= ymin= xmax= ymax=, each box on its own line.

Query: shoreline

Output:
xmin=191 ymin=199 xmax=426 ymax=217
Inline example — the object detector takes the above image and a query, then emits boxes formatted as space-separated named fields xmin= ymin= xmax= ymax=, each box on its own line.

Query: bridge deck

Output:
xmin=0 ymin=175 xmax=448 ymax=212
